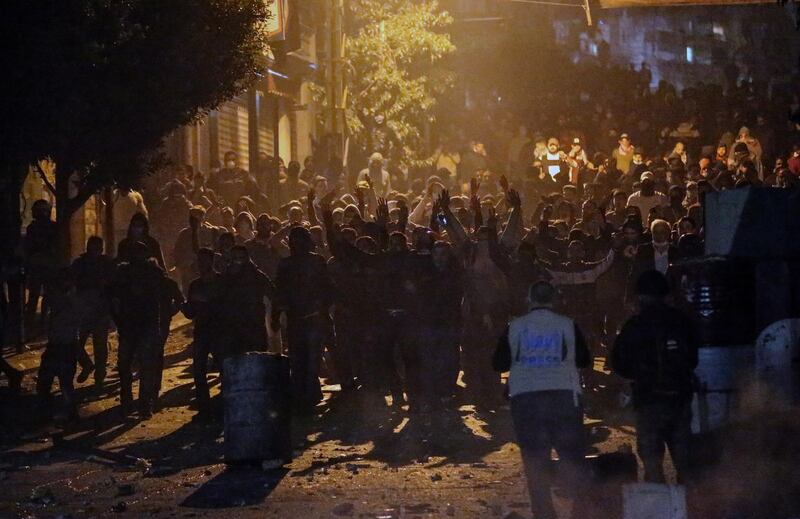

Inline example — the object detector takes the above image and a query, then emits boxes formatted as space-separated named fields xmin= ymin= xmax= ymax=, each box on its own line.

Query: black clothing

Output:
xmin=611 ymin=301 xmax=699 ymax=406
xmin=117 ymin=235 xmax=166 ymax=270
xmin=273 ymin=253 xmax=333 ymax=319
xmin=110 ymin=259 xmax=174 ymax=411
xmin=184 ymin=273 xmax=223 ymax=413
xmin=612 ymin=301 xmax=698 ymax=483
xmin=626 ymin=243 xmax=678 ymax=302
xmin=37 ymin=341 xmax=78 ymax=414
xmin=72 ymin=254 xmax=115 ymax=293
xmin=511 ymin=390 xmax=586 ymax=519
xmin=183 ymin=274 xmax=222 ymax=339
xmin=24 ymin=219 xmax=58 ymax=260
xmin=110 ymin=260 xmax=171 ymax=334
xmin=23 ymin=218 xmax=58 ymax=323
xmin=273 ymin=253 xmax=333 ymax=411
xmin=71 ymin=253 xmax=115 ymax=384
xmin=245 ymin=238 xmax=282 ymax=279
xmin=218 ymin=262 xmax=275 ymax=355
xmin=635 ymin=398 xmax=692 ymax=483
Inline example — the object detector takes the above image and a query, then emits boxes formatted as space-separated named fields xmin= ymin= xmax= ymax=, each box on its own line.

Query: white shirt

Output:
xmin=547 ymin=152 xmax=562 ymax=178
xmin=627 ymin=191 xmax=668 ymax=221
xmin=654 ymin=246 xmax=669 ymax=274
xmin=357 ymin=167 xmax=391 ymax=196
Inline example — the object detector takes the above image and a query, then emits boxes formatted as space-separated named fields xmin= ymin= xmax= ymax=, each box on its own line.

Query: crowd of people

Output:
xmin=2 ymin=71 xmax=800 ymax=517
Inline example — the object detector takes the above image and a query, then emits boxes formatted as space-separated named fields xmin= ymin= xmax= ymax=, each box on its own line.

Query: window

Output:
xmin=686 ymin=46 xmax=694 ymax=63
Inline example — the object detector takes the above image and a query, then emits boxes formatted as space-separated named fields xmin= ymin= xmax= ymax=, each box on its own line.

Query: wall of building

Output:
xmin=166 ymin=0 xmax=320 ymax=175
xmin=554 ymin=4 xmax=800 ymax=91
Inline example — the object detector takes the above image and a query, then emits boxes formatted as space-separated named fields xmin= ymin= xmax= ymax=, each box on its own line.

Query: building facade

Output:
xmin=554 ymin=4 xmax=800 ymax=91
xmin=167 ymin=0 xmax=320 ymax=176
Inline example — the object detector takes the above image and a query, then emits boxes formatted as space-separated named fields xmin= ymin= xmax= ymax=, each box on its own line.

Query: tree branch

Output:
xmin=65 ymin=174 xmax=103 ymax=216
xmin=34 ymin=162 xmax=56 ymax=195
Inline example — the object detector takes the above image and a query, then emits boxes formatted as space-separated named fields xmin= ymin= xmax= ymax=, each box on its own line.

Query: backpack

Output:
xmin=646 ymin=318 xmax=694 ymax=397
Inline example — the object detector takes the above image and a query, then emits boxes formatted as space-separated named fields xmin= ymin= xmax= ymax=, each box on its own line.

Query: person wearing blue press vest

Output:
xmin=494 ymin=280 xmax=592 ymax=519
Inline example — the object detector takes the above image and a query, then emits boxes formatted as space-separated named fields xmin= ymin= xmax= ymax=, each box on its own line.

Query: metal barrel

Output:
xmin=223 ymin=352 xmax=292 ymax=463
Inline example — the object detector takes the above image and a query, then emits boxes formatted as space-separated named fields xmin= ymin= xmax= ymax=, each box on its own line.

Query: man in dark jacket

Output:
xmin=612 ymin=270 xmax=699 ymax=483
xmin=271 ymin=227 xmax=334 ymax=413
xmin=24 ymin=199 xmax=58 ymax=333
xmin=110 ymin=241 xmax=174 ymax=417
xmin=182 ymin=247 xmax=222 ymax=420
xmin=218 ymin=245 xmax=275 ymax=357
xmin=71 ymin=236 xmax=115 ymax=387
xmin=627 ymin=219 xmax=678 ymax=304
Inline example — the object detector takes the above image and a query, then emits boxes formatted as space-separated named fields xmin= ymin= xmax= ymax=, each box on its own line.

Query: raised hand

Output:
xmin=470 ymin=177 xmax=481 ymax=196
xmin=499 ymin=174 xmax=510 ymax=193
xmin=398 ymin=202 xmax=409 ymax=228
xmin=470 ymin=193 xmax=480 ymax=212
xmin=506 ymin=188 xmax=522 ymax=210
xmin=376 ymin=197 xmax=389 ymax=225
xmin=320 ymin=187 xmax=339 ymax=210
xmin=437 ymin=189 xmax=451 ymax=212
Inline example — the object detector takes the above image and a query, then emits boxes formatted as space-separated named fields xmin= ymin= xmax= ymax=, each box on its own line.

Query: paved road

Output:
xmin=1 ymin=323 xmax=799 ymax=518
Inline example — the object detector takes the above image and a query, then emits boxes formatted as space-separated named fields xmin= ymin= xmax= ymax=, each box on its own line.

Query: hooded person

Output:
xmin=117 ymin=212 xmax=166 ymax=270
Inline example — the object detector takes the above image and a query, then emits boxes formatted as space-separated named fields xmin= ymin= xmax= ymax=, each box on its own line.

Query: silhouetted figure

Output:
xmin=23 ymin=199 xmax=58 ymax=336
xmin=183 ymin=248 xmax=222 ymax=420
xmin=71 ymin=236 xmax=115 ymax=387
xmin=117 ymin=212 xmax=166 ymax=270
xmin=110 ymin=241 xmax=173 ymax=417
xmin=612 ymin=270 xmax=699 ymax=483
xmin=272 ymin=227 xmax=334 ymax=413
xmin=217 ymin=245 xmax=274 ymax=356
xmin=37 ymin=268 xmax=83 ymax=421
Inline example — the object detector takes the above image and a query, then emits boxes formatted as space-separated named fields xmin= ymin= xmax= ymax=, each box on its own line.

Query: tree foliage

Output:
xmin=319 ymin=0 xmax=455 ymax=161
xmin=2 ymin=0 xmax=269 ymax=216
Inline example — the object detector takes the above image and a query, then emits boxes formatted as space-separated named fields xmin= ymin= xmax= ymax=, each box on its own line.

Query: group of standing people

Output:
xmin=2 ymin=87 xmax=799 ymax=516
